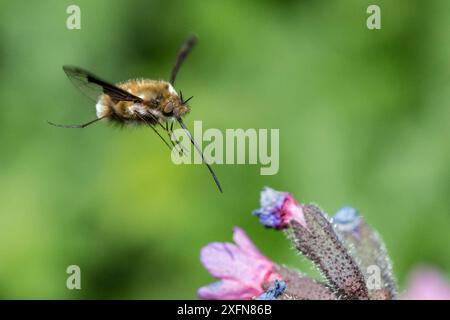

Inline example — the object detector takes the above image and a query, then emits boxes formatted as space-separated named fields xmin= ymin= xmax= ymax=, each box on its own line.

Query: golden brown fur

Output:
xmin=96 ymin=79 xmax=189 ymax=125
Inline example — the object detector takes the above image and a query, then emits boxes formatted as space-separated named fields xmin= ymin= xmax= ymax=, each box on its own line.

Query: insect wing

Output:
xmin=170 ymin=35 xmax=198 ymax=85
xmin=63 ymin=65 xmax=143 ymax=103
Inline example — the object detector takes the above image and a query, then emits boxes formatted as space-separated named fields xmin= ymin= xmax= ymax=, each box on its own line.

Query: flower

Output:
xmin=252 ymin=187 xmax=306 ymax=229
xmin=257 ymin=280 xmax=286 ymax=300
xmin=401 ymin=267 xmax=450 ymax=300
xmin=198 ymin=186 xmax=420 ymax=300
xmin=197 ymin=227 xmax=282 ymax=300
xmin=333 ymin=206 xmax=360 ymax=232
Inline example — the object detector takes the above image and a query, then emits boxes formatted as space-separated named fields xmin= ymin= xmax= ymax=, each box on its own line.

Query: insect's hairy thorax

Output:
xmin=119 ymin=79 xmax=174 ymax=101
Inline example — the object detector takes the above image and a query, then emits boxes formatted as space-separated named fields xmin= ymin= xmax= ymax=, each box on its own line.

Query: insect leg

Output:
xmin=135 ymin=113 xmax=173 ymax=151
xmin=47 ymin=116 xmax=106 ymax=128
xmin=166 ymin=122 xmax=189 ymax=156
xmin=165 ymin=122 xmax=186 ymax=156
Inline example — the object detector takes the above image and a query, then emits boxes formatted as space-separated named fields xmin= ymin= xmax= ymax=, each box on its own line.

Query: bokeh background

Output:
xmin=0 ymin=0 xmax=449 ymax=299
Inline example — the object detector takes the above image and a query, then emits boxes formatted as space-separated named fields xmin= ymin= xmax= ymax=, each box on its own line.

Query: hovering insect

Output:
xmin=49 ymin=35 xmax=222 ymax=192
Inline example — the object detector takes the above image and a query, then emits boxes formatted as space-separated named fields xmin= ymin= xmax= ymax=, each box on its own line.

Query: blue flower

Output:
xmin=333 ymin=206 xmax=360 ymax=232
xmin=257 ymin=280 xmax=286 ymax=300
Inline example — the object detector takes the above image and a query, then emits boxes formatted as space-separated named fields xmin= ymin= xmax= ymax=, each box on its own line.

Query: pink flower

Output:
xmin=402 ymin=267 xmax=450 ymax=300
xmin=198 ymin=227 xmax=282 ymax=300
xmin=252 ymin=187 xmax=306 ymax=230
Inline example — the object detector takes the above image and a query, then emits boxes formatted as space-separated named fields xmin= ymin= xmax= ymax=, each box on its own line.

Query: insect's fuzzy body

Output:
xmin=51 ymin=35 xmax=223 ymax=192
xmin=96 ymin=80 xmax=189 ymax=125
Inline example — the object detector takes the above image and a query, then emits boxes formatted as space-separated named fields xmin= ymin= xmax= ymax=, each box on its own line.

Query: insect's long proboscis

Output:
xmin=177 ymin=118 xmax=223 ymax=193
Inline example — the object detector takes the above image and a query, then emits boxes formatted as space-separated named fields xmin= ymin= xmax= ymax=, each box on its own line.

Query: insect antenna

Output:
xmin=177 ymin=118 xmax=223 ymax=193
xmin=170 ymin=35 xmax=198 ymax=85
xmin=183 ymin=95 xmax=194 ymax=104
xmin=47 ymin=116 xmax=106 ymax=128
xmin=179 ymin=90 xmax=194 ymax=105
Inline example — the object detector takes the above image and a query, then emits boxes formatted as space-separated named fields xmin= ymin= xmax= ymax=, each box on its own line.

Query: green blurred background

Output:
xmin=0 ymin=0 xmax=449 ymax=299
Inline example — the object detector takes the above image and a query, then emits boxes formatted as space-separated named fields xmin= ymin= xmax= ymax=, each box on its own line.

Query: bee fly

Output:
xmin=49 ymin=35 xmax=222 ymax=192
